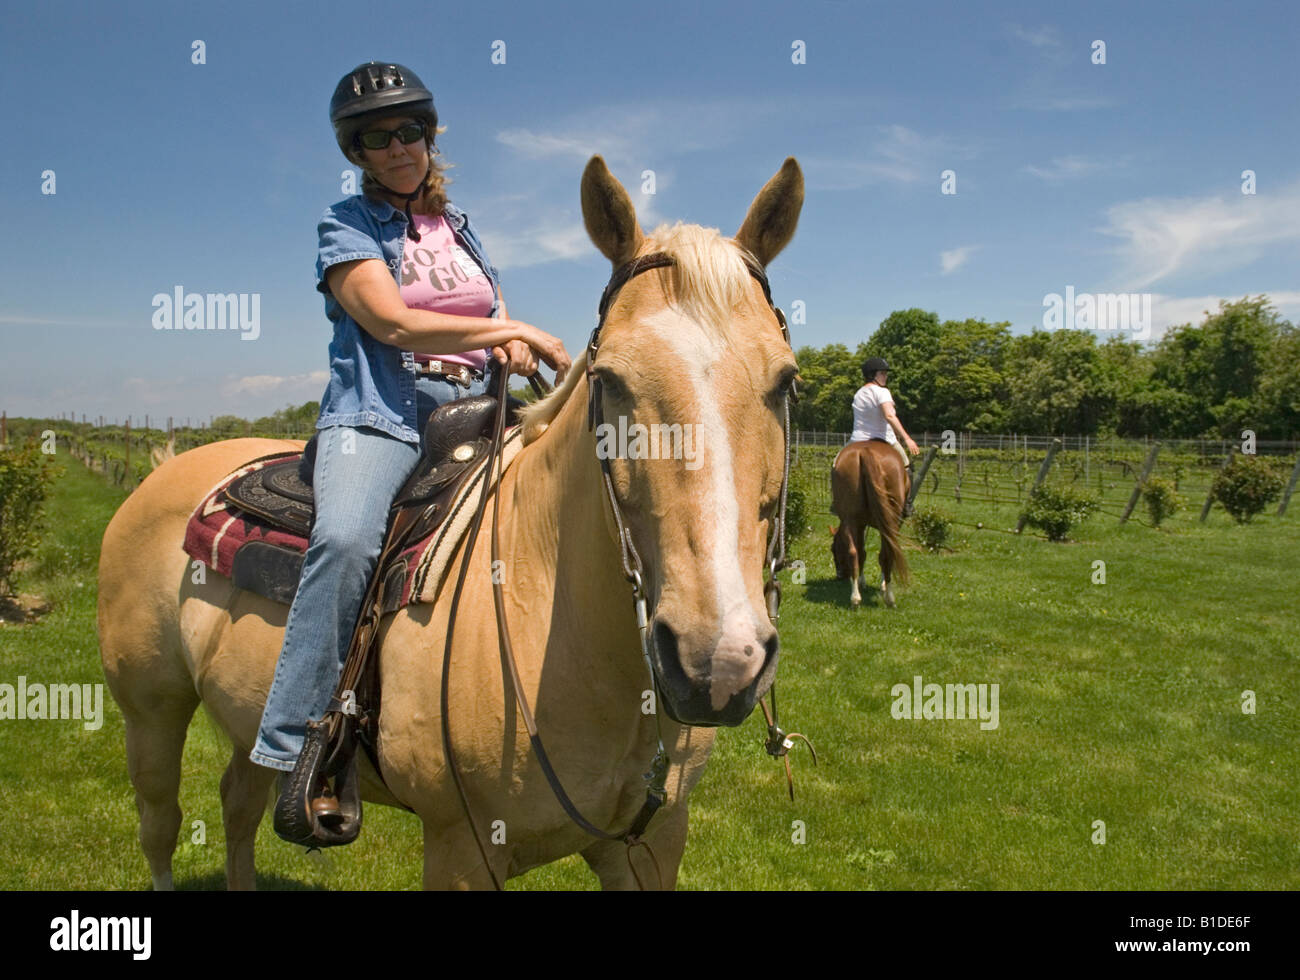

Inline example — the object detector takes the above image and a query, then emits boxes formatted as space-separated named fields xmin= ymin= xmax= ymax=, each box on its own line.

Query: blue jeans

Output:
xmin=250 ymin=370 xmax=491 ymax=771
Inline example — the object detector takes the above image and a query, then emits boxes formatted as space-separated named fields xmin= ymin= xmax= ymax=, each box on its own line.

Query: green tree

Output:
xmin=1004 ymin=329 xmax=1114 ymax=434
xmin=1256 ymin=323 xmax=1300 ymax=440
xmin=793 ymin=343 xmax=859 ymax=432
xmin=0 ymin=442 xmax=60 ymax=596
xmin=859 ymin=309 xmax=944 ymax=431
xmin=1149 ymin=296 xmax=1282 ymax=437
xmin=925 ymin=318 xmax=1011 ymax=432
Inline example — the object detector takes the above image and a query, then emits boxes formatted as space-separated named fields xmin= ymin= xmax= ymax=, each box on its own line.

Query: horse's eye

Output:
xmin=595 ymin=369 xmax=628 ymax=401
xmin=769 ymin=367 xmax=799 ymax=404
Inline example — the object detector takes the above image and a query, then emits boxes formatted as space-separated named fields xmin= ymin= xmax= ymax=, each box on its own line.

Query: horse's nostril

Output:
xmin=764 ymin=631 xmax=779 ymax=661
xmin=652 ymin=619 xmax=677 ymax=661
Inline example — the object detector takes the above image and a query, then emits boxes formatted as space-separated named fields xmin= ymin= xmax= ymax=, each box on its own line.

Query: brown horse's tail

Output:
xmin=860 ymin=448 xmax=909 ymax=585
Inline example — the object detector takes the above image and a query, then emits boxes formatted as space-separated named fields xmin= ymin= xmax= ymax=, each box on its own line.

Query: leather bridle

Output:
xmin=584 ymin=250 xmax=795 ymax=626
xmin=439 ymin=246 xmax=805 ymax=890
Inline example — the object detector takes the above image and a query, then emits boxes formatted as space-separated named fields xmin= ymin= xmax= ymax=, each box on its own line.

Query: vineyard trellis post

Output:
xmin=1200 ymin=446 xmax=1235 ymax=523
xmin=909 ymin=446 xmax=939 ymax=512
xmin=1015 ymin=437 xmax=1063 ymax=534
xmin=1120 ymin=442 xmax=1161 ymax=523
xmin=1277 ymin=456 xmax=1300 ymax=517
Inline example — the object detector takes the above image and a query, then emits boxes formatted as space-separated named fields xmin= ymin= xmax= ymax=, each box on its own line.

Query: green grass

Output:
xmin=1 ymin=448 xmax=1297 ymax=889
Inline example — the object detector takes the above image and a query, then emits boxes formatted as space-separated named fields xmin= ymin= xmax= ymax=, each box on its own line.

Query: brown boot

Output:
xmin=310 ymin=775 xmax=343 ymax=827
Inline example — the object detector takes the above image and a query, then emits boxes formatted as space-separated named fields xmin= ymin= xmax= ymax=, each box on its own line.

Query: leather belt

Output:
xmin=413 ymin=360 xmax=481 ymax=386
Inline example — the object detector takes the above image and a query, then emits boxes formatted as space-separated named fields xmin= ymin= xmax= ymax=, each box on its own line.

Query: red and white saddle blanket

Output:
xmin=182 ymin=430 xmax=523 ymax=609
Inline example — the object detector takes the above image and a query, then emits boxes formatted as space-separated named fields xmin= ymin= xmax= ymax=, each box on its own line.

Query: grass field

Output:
xmin=1 ymin=446 xmax=1297 ymax=890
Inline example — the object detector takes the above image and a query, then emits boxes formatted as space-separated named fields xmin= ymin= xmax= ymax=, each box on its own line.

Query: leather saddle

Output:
xmin=227 ymin=392 xmax=523 ymax=849
xmin=222 ymin=394 xmax=521 ymax=606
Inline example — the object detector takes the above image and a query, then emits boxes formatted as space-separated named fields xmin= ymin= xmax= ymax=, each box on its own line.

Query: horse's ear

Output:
xmin=735 ymin=157 xmax=803 ymax=267
xmin=581 ymin=156 xmax=644 ymax=267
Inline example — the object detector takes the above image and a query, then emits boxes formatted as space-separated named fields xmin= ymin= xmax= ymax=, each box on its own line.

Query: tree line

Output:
xmin=793 ymin=296 xmax=1299 ymax=440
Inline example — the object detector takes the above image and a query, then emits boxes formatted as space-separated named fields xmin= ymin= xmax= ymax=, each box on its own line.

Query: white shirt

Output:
xmin=850 ymin=383 xmax=897 ymax=444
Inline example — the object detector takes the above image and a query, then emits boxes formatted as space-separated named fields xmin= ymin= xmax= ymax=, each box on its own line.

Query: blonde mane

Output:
xmin=518 ymin=222 xmax=751 ymax=444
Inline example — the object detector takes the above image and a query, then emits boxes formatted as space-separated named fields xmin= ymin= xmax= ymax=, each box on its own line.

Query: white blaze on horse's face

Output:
xmin=578 ymin=153 xmax=804 ymax=727
xmin=594 ymin=268 xmax=791 ymax=727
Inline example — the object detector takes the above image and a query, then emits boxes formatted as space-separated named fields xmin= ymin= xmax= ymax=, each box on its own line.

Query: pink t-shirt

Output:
xmin=399 ymin=212 xmax=496 ymax=371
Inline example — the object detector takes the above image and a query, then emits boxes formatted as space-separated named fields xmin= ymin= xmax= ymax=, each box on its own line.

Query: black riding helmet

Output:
xmin=861 ymin=356 xmax=890 ymax=380
xmin=330 ymin=62 xmax=438 ymax=240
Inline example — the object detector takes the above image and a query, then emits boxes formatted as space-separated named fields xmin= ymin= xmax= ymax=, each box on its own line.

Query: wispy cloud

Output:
xmin=1010 ymin=94 xmax=1115 ymax=112
xmin=474 ymin=178 xmax=668 ymax=271
xmin=485 ymin=96 xmax=792 ymax=268
xmin=806 ymin=125 xmax=971 ymax=190
xmin=1023 ymin=155 xmax=1124 ymax=181
xmin=118 ymin=372 xmax=329 ymax=411
xmin=222 ymin=372 xmax=329 ymax=398
xmin=1148 ymin=291 xmax=1300 ymax=338
xmin=940 ymin=245 xmax=977 ymax=275
xmin=1008 ymin=24 xmax=1062 ymax=50
xmin=480 ymin=220 xmax=595 ymax=271
xmin=493 ymin=97 xmax=790 ymax=174
xmin=495 ymin=130 xmax=605 ymax=161
xmin=1101 ymin=182 xmax=1300 ymax=289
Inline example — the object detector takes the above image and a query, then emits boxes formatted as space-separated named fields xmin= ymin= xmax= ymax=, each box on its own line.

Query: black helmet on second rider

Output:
xmin=329 ymin=61 xmax=438 ymax=167
xmin=862 ymin=357 xmax=890 ymax=380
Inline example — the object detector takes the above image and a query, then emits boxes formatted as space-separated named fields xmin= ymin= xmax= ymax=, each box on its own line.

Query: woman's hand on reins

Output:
xmin=492 ymin=339 xmax=539 ymax=377
xmin=503 ymin=322 xmax=571 ymax=383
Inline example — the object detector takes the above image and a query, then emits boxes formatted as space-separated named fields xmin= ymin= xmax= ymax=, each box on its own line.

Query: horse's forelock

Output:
xmin=517 ymin=224 xmax=760 ymax=444
xmin=642 ymin=222 xmax=752 ymax=331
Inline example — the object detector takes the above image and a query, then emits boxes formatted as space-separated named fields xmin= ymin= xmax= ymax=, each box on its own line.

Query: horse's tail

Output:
xmin=860 ymin=448 xmax=909 ymax=585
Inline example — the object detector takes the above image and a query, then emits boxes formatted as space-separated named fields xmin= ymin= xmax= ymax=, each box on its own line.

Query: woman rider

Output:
xmin=851 ymin=357 xmax=919 ymax=515
xmin=249 ymin=62 xmax=571 ymax=830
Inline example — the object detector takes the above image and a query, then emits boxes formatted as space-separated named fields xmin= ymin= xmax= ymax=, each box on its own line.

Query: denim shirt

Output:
xmin=313 ymin=194 xmax=502 ymax=444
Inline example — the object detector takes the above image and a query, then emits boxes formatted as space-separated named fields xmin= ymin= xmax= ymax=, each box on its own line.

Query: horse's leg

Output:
xmin=121 ymin=696 xmax=199 ymax=890
xmin=219 ymin=748 xmax=276 ymax=890
xmin=580 ymin=801 xmax=690 ymax=890
xmin=421 ymin=821 xmax=507 ymax=890
xmin=880 ymin=516 xmax=896 ymax=608
xmin=853 ymin=526 xmax=867 ymax=606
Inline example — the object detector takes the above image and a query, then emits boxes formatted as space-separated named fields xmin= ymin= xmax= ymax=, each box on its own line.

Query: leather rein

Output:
xmin=439 ymin=248 xmax=801 ymax=890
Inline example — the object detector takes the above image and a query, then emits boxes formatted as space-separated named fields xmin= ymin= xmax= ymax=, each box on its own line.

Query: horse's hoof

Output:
xmin=850 ymin=597 xmax=861 ymax=608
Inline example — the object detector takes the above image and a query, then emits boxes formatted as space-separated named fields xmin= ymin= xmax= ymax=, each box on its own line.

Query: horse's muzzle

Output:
xmin=649 ymin=617 xmax=780 ymax=727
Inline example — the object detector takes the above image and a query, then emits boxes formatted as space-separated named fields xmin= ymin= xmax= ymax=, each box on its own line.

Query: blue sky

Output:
xmin=2 ymin=0 xmax=1297 ymax=427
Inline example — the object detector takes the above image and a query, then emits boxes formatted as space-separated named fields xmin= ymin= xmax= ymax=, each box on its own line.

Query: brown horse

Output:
xmin=97 ymin=154 xmax=803 ymax=890
xmin=830 ymin=440 xmax=909 ymax=607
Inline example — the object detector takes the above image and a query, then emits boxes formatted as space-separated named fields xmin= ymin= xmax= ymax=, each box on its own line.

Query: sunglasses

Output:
xmin=357 ymin=122 xmax=426 ymax=151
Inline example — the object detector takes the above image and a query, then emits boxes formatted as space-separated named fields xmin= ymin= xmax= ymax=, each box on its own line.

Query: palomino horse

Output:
xmin=97 ymin=154 xmax=803 ymax=890
xmin=830 ymin=440 xmax=909 ymax=607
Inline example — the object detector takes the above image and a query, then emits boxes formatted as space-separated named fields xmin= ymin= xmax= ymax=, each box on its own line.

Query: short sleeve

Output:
xmin=315 ymin=202 xmax=384 ymax=296
xmin=875 ymin=386 xmax=895 ymax=407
